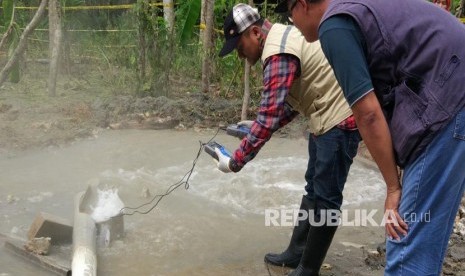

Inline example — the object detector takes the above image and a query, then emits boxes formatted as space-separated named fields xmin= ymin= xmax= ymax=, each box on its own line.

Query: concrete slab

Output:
xmin=2 ymin=233 xmax=71 ymax=275
xmin=27 ymin=212 xmax=73 ymax=245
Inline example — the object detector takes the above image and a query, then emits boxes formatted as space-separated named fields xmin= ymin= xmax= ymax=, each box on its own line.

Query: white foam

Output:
xmin=92 ymin=156 xmax=385 ymax=216
xmin=91 ymin=189 xmax=124 ymax=223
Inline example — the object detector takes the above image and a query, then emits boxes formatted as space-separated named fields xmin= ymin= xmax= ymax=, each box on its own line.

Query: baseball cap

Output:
xmin=219 ymin=3 xmax=261 ymax=57
xmin=275 ymin=0 xmax=289 ymax=13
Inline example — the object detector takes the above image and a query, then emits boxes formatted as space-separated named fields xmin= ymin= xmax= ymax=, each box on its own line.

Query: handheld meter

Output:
xmin=204 ymin=141 xmax=231 ymax=161
xmin=226 ymin=124 xmax=250 ymax=139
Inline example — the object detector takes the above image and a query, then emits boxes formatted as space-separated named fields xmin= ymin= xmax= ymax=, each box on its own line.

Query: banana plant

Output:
xmin=178 ymin=0 xmax=201 ymax=46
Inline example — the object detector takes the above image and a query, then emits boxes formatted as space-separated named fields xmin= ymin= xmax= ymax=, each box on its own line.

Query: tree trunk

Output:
xmin=0 ymin=0 xmax=48 ymax=87
xmin=201 ymin=0 xmax=214 ymax=93
xmin=241 ymin=0 xmax=254 ymax=120
xmin=199 ymin=0 xmax=206 ymax=41
xmin=162 ymin=0 xmax=175 ymax=96
xmin=0 ymin=26 xmax=13 ymax=51
xmin=48 ymin=0 xmax=63 ymax=97
xmin=163 ymin=0 xmax=175 ymax=33
xmin=242 ymin=61 xmax=251 ymax=120
xmin=136 ymin=0 xmax=147 ymax=92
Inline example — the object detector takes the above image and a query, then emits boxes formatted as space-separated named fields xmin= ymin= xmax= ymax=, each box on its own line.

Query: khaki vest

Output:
xmin=261 ymin=24 xmax=352 ymax=135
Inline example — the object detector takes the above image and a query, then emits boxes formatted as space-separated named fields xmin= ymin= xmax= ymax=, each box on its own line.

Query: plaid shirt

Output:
xmin=233 ymin=54 xmax=357 ymax=168
xmin=233 ymin=54 xmax=299 ymax=167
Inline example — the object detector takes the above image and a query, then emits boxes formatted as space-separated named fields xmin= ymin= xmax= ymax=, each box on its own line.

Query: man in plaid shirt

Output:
xmin=216 ymin=4 xmax=360 ymax=274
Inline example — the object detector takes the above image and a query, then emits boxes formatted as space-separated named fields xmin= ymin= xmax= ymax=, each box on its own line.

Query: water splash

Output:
xmin=91 ymin=189 xmax=124 ymax=223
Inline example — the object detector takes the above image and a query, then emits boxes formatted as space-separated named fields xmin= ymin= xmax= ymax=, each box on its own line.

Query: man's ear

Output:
xmin=251 ymin=25 xmax=262 ymax=39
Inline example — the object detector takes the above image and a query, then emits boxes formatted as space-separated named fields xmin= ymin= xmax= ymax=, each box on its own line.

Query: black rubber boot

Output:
xmin=288 ymin=223 xmax=338 ymax=276
xmin=264 ymin=196 xmax=315 ymax=268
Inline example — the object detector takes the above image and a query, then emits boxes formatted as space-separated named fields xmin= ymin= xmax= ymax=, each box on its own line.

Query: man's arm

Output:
xmin=319 ymin=15 xmax=407 ymax=239
xmin=351 ymin=92 xmax=407 ymax=240
xmin=231 ymin=54 xmax=300 ymax=170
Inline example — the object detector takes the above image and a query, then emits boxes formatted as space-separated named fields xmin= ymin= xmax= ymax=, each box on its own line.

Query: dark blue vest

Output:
xmin=322 ymin=0 xmax=465 ymax=167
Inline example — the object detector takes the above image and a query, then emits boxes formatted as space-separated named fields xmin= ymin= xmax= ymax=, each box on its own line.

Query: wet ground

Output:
xmin=1 ymin=65 xmax=464 ymax=275
xmin=0 ymin=129 xmax=387 ymax=276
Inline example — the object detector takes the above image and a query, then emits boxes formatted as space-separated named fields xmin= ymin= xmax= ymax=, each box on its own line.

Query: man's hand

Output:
xmin=214 ymin=147 xmax=232 ymax=173
xmin=384 ymin=187 xmax=408 ymax=241
xmin=237 ymin=120 xmax=254 ymax=128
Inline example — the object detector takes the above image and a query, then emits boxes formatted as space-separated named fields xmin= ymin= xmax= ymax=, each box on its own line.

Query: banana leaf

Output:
xmin=2 ymin=0 xmax=14 ymax=27
xmin=179 ymin=0 xmax=201 ymax=46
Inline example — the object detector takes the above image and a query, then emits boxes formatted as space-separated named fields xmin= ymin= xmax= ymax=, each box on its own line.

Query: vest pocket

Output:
xmin=435 ymin=55 xmax=460 ymax=87
xmin=389 ymin=81 xmax=426 ymax=166
xmin=454 ymin=110 xmax=465 ymax=140
xmin=388 ymin=81 xmax=449 ymax=166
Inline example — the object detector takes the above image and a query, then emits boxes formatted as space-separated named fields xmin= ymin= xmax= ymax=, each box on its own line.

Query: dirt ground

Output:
xmin=0 ymin=62 xmax=308 ymax=155
xmin=1 ymin=63 xmax=464 ymax=275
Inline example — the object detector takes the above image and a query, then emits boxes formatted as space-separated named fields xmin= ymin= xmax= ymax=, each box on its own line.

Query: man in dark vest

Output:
xmin=275 ymin=0 xmax=465 ymax=275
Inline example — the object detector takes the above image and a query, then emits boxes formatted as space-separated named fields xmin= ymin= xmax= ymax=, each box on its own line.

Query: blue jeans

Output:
xmin=385 ymin=109 xmax=465 ymax=275
xmin=304 ymin=127 xmax=361 ymax=211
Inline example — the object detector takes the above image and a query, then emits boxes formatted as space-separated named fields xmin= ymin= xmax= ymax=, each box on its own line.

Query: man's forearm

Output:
xmin=351 ymin=92 xmax=400 ymax=192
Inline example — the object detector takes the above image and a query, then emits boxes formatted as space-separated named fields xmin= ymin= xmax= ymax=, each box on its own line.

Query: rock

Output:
xmin=334 ymin=251 xmax=344 ymax=257
xmin=321 ymin=263 xmax=332 ymax=270
xmin=0 ymin=103 xmax=12 ymax=113
xmin=340 ymin=241 xmax=365 ymax=249
xmin=142 ymin=116 xmax=179 ymax=130
xmin=7 ymin=194 xmax=19 ymax=203
xmin=141 ymin=186 xmax=151 ymax=198
xmin=377 ymin=241 xmax=386 ymax=255
xmin=175 ymin=123 xmax=186 ymax=130
xmin=449 ymin=245 xmax=465 ymax=262
xmin=24 ymin=237 xmax=51 ymax=255
xmin=363 ymin=241 xmax=386 ymax=270
xmin=364 ymin=249 xmax=385 ymax=270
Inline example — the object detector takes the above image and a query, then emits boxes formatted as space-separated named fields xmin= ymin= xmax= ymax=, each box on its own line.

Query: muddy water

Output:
xmin=0 ymin=129 xmax=386 ymax=275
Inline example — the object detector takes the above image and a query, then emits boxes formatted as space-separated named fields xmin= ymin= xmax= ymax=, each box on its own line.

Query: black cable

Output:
xmin=114 ymin=128 xmax=220 ymax=217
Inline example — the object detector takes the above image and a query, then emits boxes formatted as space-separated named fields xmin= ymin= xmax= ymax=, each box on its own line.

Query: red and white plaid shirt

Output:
xmin=233 ymin=39 xmax=356 ymax=168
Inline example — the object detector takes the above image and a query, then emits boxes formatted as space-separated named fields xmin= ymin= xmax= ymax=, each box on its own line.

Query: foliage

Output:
xmin=2 ymin=0 xmax=14 ymax=26
xmin=7 ymin=0 xmax=274 ymax=100
xmin=2 ymin=0 xmax=20 ymax=83
xmin=178 ymin=0 xmax=201 ymax=46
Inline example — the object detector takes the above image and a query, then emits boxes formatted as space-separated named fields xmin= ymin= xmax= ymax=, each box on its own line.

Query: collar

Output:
xmin=259 ymin=19 xmax=273 ymax=56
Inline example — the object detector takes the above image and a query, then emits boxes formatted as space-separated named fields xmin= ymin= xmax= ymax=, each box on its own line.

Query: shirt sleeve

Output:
xmin=233 ymin=54 xmax=300 ymax=167
xmin=318 ymin=15 xmax=374 ymax=107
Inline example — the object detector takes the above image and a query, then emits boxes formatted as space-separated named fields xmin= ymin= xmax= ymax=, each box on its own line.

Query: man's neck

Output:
xmin=259 ymin=19 xmax=273 ymax=52
xmin=261 ymin=19 xmax=273 ymax=40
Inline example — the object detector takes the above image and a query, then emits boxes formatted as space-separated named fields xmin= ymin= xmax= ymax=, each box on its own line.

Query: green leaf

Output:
xmin=179 ymin=0 xmax=201 ymax=46
xmin=2 ymin=0 xmax=14 ymax=26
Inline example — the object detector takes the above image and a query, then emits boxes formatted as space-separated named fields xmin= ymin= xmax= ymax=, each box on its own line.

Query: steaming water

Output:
xmin=0 ymin=129 xmax=385 ymax=275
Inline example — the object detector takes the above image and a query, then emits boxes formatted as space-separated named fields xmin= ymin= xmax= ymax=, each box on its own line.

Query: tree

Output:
xmin=0 ymin=0 xmax=20 ymax=83
xmin=0 ymin=0 xmax=48 ymax=87
xmin=241 ymin=0 xmax=254 ymax=120
xmin=48 ymin=0 xmax=63 ymax=96
xmin=201 ymin=0 xmax=214 ymax=93
xmin=163 ymin=0 xmax=175 ymax=33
